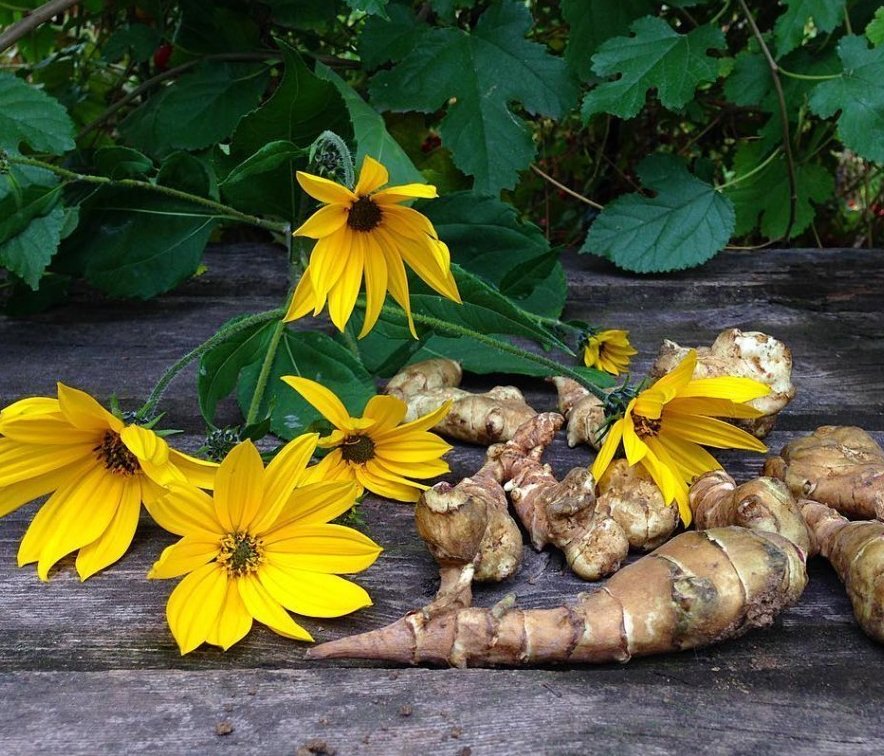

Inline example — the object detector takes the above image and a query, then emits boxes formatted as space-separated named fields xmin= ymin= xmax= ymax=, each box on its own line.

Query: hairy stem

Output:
xmin=244 ymin=317 xmax=286 ymax=426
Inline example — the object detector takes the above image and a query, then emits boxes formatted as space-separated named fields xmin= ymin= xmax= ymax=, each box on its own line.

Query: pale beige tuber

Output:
xmin=550 ymin=376 xmax=606 ymax=449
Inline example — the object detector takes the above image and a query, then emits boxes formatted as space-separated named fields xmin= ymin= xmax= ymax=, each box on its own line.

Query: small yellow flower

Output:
xmin=591 ymin=350 xmax=770 ymax=525
xmin=148 ymin=437 xmax=382 ymax=654
xmin=286 ymin=155 xmax=462 ymax=337
xmin=583 ymin=329 xmax=637 ymax=376
xmin=0 ymin=384 xmax=217 ymax=581
xmin=282 ymin=377 xmax=452 ymax=502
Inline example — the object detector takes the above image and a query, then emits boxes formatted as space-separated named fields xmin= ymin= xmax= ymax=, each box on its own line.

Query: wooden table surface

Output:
xmin=2 ymin=244 xmax=883 ymax=754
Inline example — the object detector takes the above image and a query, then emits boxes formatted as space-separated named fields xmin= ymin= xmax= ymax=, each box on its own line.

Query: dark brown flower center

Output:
xmin=347 ymin=196 xmax=382 ymax=232
xmin=339 ymin=433 xmax=376 ymax=464
xmin=218 ymin=532 xmax=263 ymax=577
xmin=94 ymin=431 xmax=140 ymax=475
xmin=633 ymin=414 xmax=662 ymax=439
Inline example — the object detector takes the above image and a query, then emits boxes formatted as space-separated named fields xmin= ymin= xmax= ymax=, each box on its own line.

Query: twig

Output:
xmin=530 ymin=164 xmax=604 ymax=211
xmin=737 ymin=0 xmax=798 ymax=241
xmin=0 ymin=0 xmax=78 ymax=54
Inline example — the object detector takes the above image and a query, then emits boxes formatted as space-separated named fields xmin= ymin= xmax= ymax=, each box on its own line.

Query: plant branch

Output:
xmin=777 ymin=67 xmax=841 ymax=82
xmin=245 ymin=318 xmax=286 ymax=426
xmin=7 ymin=154 xmax=288 ymax=234
xmin=737 ymin=0 xmax=798 ymax=241
xmin=716 ymin=147 xmax=782 ymax=190
xmin=530 ymin=164 xmax=604 ymax=210
xmin=0 ymin=0 xmax=78 ymax=54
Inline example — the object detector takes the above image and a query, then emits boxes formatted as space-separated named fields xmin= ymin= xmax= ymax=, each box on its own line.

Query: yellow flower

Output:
xmin=591 ymin=350 xmax=769 ymax=525
xmin=282 ymin=376 xmax=452 ymax=503
xmin=148 ymin=437 xmax=381 ymax=653
xmin=583 ymin=329 xmax=637 ymax=376
xmin=285 ymin=155 xmax=462 ymax=337
xmin=0 ymin=384 xmax=217 ymax=581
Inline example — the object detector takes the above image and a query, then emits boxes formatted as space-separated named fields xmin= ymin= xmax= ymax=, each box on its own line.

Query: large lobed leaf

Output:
xmin=583 ymin=154 xmax=735 ymax=273
xmin=0 ymin=72 xmax=75 ymax=155
xmin=369 ymin=0 xmax=577 ymax=194
xmin=774 ymin=0 xmax=846 ymax=56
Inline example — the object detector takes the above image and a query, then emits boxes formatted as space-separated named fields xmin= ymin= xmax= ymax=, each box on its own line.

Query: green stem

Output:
xmin=716 ymin=147 xmax=782 ymax=190
xmin=7 ymin=155 xmax=288 ymax=234
xmin=139 ymin=308 xmax=284 ymax=418
xmin=245 ymin=317 xmax=286 ymax=426
xmin=380 ymin=305 xmax=609 ymax=401
xmin=777 ymin=67 xmax=841 ymax=82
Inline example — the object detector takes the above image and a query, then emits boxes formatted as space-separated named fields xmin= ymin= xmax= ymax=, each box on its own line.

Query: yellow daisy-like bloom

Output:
xmin=591 ymin=350 xmax=770 ymax=525
xmin=285 ymin=155 xmax=462 ymax=337
xmin=583 ymin=329 xmax=638 ymax=376
xmin=0 ymin=384 xmax=217 ymax=581
xmin=282 ymin=376 xmax=452 ymax=503
xmin=148 ymin=437 xmax=381 ymax=653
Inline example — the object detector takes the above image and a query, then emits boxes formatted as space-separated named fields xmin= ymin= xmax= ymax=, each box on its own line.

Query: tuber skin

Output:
xmin=764 ymin=426 xmax=884 ymax=520
xmin=689 ymin=470 xmax=812 ymax=556
xmin=650 ymin=329 xmax=795 ymax=438
xmin=550 ymin=376 xmax=606 ymax=450
xmin=596 ymin=460 xmax=679 ymax=551
xmin=306 ymin=526 xmax=807 ymax=667
xmin=801 ymin=501 xmax=884 ymax=643
xmin=386 ymin=358 xmax=537 ymax=445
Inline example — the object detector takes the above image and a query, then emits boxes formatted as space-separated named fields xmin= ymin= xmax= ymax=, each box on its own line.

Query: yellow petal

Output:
xmin=590 ymin=418 xmax=624 ymax=482
xmin=166 ymin=562 xmax=229 ymax=654
xmin=263 ymin=523 xmax=382 ymax=574
xmin=145 ymin=483 xmax=221 ymax=537
xmin=354 ymin=463 xmax=423 ymax=501
xmin=214 ymin=441 xmax=265 ymax=533
xmin=662 ymin=414 xmax=769 ymax=452
xmin=296 ymin=171 xmax=356 ymax=205
xmin=293 ymin=204 xmax=348 ymax=239
xmin=259 ymin=563 xmax=372 ymax=618
xmin=370 ymin=454 xmax=449 ymax=480
xmin=643 ymin=440 xmax=692 ymax=525
xmin=376 ymin=225 xmax=457 ymax=302
xmin=372 ymin=182 xmax=437 ymax=204
xmin=374 ymin=401 xmax=452 ymax=442
xmin=281 ymin=376 xmax=353 ymax=430
xmin=0 ymin=458 xmax=89 ymax=518
xmin=237 ymin=573 xmax=314 ymax=641
xmin=285 ymin=266 xmax=319 ymax=323
xmin=622 ymin=401 xmax=648 ymax=465
xmin=379 ymin=240 xmax=417 ymax=338
xmin=0 ymin=396 xmax=60 ymax=420
xmin=299 ymin=449 xmax=357 ymax=488
xmin=205 ymin=578 xmax=253 ymax=650
xmin=56 ymin=382 xmax=121 ymax=432
xmin=75 ymin=480 xmax=142 ymax=580
xmin=358 ymin=234 xmax=389 ymax=338
xmin=168 ymin=449 xmax=218 ymax=490
xmin=678 ymin=376 xmax=771 ymax=402
xmin=273 ymin=480 xmax=360 ymax=528
xmin=0 ymin=413 xmax=96 ymax=445
xmin=120 ymin=424 xmax=170 ymax=466
xmin=308 ymin=229 xmax=352 ymax=303
xmin=362 ymin=395 xmax=407 ymax=432
xmin=634 ymin=350 xmax=698 ymax=418
xmin=354 ymin=155 xmax=389 ymax=195
xmin=637 ymin=446 xmax=680 ymax=508
xmin=374 ymin=436 xmax=453 ymax=463
xmin=654 ymin=434 xmax=721 ymax=479
xmin=0 ymin=438 xmax=94 ymax=487
xmin=254 ymin=433 xmax=320 ymax=533
xmin=380 ymin=203 xmax=438 ymax=240
xmin=149 ymin=535 xmax=222 ymax=579
xmin=665 ymin=397 xmax=764 ymax=419
xmin=326 ymin=231 xmax=365 ymax=332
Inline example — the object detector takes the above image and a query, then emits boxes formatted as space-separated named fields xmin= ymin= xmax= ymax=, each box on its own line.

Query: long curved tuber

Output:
xmin=651 ymin=329 xmax=795 ymax=438
xmin=306 ymin=526 xmax=807 ymax=666
xmin=801 ymin=501 xmax=884 ymax=643
xmin=689 ymin=470 xmax=812 ymax=555
xmin=764 ymin=426 xmax=884 ymax=520
xmin=386 ymin=358 xmax=537 ymax=445
xmin=550 ymin=376 xmax=606 ymax=449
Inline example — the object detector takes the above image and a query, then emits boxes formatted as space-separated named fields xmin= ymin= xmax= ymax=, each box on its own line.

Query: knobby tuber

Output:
xmin=764 ymin=426 xmax=884 ymax=520
xmin=651 ymin=329 xmax=795 ymax=438
xmin=801 ymin=501 xmax=884 ymax=643
xmin=689 ymin=471 xmax=812 ymax=556
xmin=386 ymin=358 xmax=537 ymax=444
xmin=306 ymin=527 xmax=807 ymax=666
xmin=550 ymin=376 xmax=606 ymax=449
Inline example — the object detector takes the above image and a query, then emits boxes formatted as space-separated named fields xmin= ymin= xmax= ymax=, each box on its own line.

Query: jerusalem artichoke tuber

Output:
xmin=764 ymin=426 xmax=884 ymax=520
xmin=306 ymin=526 xmax=807 ymax=666
xmin=550 ymin=376 xmax=606 ymax=449
xmin=651 ymin=329 xmax=795 ymax=438
xmin=801 ymin=501 xmax=884 ymax=643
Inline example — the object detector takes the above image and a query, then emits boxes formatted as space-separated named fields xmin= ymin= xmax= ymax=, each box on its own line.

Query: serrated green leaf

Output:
xmin=774 ymin=0 xmax=845 ymax=56
xmin=103 ymin=24 xmax=162 ymax=63
xmin=809 ymin=35 xmax=884 ymax=163
xmin=121 ymin=63 xmax=269 ymax=157
xmin=867 ymin=7 xmax=884 ymax=46
xmin=724 ymin=50 xmax=771 ymax=106
xmin=582 ymin=16 xmax=725 ymax=121
xmin=235 ymin=330 xmax=376 ymax=440
xmin=158 ymin=151 xmax=217 ymax=198
xmin=583 ymin=154 xmax=735 ymax=273
xmin=94 ymin=146 xmax=154 ymax=179
xmin=345 ymin=0 xmax=389 ymax=18
xmin=725 ymin=144 xmax=834 ymax=239
xmin=0 ymin=72 xmax=75 ymax=155
xmin=562 ymin=0 xmax=654 ymax=81
xmin=219 ymin=141 xmax=304 ymax=217
xmin=316 ymin=64 xmax=423 ymax=186
xmin=369 ymin=0 xmax=577 ymax=194
xmin=0 ymin=204 xmax=65 ymax=290
xmin=359 ymin=4 xmax=425 ymax=69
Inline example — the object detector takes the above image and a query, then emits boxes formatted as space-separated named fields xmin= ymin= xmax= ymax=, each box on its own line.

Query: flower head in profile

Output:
xmin=591 ymin=351 xmax=769 ymax=525
xmin=583 ymin=329 xmax=637 ymax=376
xmin=286 ymin=156 xmax=461 ymax=337
xmin=148 ymin=437 xmax=381 ymax=653
xmin=282 ymin=377 xmax=452 ymax=502
xmin=0 ymin=384 xmax=217 ymax=581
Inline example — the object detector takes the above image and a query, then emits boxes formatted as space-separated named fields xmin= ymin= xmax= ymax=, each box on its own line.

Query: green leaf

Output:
xmin=264 ymin=0 xmax=337 ymax=29
xmin=316 ymin=63 xmax=424 ymax=186
xmin=562 ymin=0 xmax=654 ymax=81
xmin=103 ymin=24 xmax=162 ymax=63
xmin=583 ymin=154 xmax=735 ymax=273
xmin=158 ymin=152 xmax=217 ymax=198
xmin=724 ymin=50 xmax=771 ymax=106
xmin=359 ymin=4 xmax=425 ymax=69
xmin=345 ymin=0 xmax=389 ymax=18
xmin=809 ymin=35 xmax=884 ymax=163
xmin=174 ymin=0 xmax=261 ymax=53
xmin=0 ymin=72 xmax=75 ymax=155
xmin=121 ymin=62 xmax=269 ymax=157
xmin=219 ymin=141 xmax=304 ymax=218
xmin=369 ymin=0 xmax=577 ymax=194
xmin=94 ymin=146 xmax=154 ymax=179
xmin=235 ymin=329 xmax=376 ymax=440
xmin=725 ymin=144 xmax=834 ymax=238
xmin=582 ymin=16 xmax=725 ymax=121
xmin=774 ymin=0 xmax=846 ymax=56
xmin=867 ymin=7 xmax=884 ymax=46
